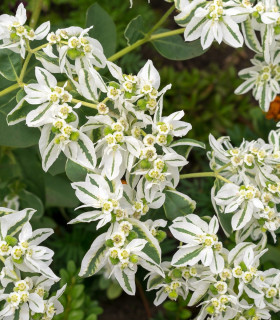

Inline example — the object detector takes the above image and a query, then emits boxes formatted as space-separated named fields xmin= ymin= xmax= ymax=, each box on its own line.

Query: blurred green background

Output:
xmin=0 ymin=1 xmax=279 ymax=320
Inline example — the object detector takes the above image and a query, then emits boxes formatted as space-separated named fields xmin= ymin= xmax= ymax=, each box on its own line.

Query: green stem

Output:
xmin=180 ymin=172 xmax=232 ymax=184
xmin=0 ymin=255 xmax=5 ymax=263
xmin=147 ymin=4 xmax=175 ymax=36
xmin=216 ymin=162 xmax=231 ymax=173
xmin=71 ymin=98 xmax=97 ymax=109
xmin=31 ymin=43 xmax=48 ymax=53
xmin=150 ymin=28 xmax=185 ymax=40
xmin=29 ymin=0 xmax=44 ymax=29
xmin=0 ymin=83 xmax=20 ymax=97
xmin=108 ymin=28 xmax=185 ymax=62
xmin=19 ymin=51 xmax=32 ymax=83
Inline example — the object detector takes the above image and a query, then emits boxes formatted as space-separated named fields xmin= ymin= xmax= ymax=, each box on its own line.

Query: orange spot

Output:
xmin=121 ymin=179 xmax=127 ymax=184
xmin=266 ymin=96 xmax=280 ymax=121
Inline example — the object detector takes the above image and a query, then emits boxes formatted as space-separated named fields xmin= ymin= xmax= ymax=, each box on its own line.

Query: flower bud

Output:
xmin=140 ymin=159 xmax=152 ymax=169
xmin=104 ymin=127 xmax=114 ymax=136
xmin=70 ymin=131 xmax=80 ymax=141
xmin=274 ymin=25 xmax=280 ymax=35
xmin=65 ymin=112 xmax=77 ymax=123
xmin=156 ymin=230 xmax=166 ymax=242
xmin=5 ymin=236 xmax=17 ymax=246
xmin=13 ymin=257 xmax=24 ymax=264
xmin=67 ymin=48 xmax=81 ymax=60
xmin=109 ymin=257 xmax=120 ymax=265
xmin=137 ymin=99 xmax=147 ymax=110
xmin=105 ymin=239 xmax=114 ymax=247
xmin=127 ymin=231 xmax=138 ymax=241
xmin=129 ymin=254 xmax=138 ymax=264
xmin=171 ymin=268 xmax=182 ymax=279
xmin=168 ymin=290 xmax=178 ymax=300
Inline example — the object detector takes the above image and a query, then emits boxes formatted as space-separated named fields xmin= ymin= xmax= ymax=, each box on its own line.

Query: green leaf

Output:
xmin=106 ymin=282 xmax=123 ymax=300
xmin=44 ymin=173 xmax=80 ymax=208
xmin=151 ymin=28 xmax=206 ymax=61
xmin=7 ymin=98 xmax=34 ymax=125
xmin=164 ymin=189 xmax=196 ymax=221
xmin=124 ymin=15 xmax=145 ymax=45
xmin=0 ymin=49 xmax=21 ymax=81
xmin=86 ymin=3 xmax=117 ymax=57
xmin=68 ymin=310 xmax=84 ymax=320
xmin=0 ymin=93 xmax=40 ymax=147
xmin=211 ymin=179 xmax=233 ymax=237
xmin=18 ymin=190 xmax=44 ymax=218
xmin=72 ymin=284 xmax=85 ymax=299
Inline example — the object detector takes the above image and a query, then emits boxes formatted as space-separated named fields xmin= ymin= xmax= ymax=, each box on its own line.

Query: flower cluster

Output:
xmin=0 ymin=207 xmax=64 ymax=319
xmin=0 ymin=4 xmax=49 ymax=58
xmin=3 ymin=2 xmax=280 ymax=319
xmin=172 ymin=0 xmax=280 ymax=110
xmin=209 ymin=128 xmax=280 ymax=243
xmin=148 ymin=218 xmax=280 ymax=320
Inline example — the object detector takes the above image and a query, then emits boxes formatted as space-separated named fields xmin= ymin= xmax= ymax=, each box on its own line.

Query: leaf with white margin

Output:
xmin=74 ymin=133 xmax=97 ymax=171
xmin=79 ymin=233 xmax=107 ymax=277
xmin=35 ymin=21 xmax=50 ymax=40
xmin=164 ymin=189 xmax=196 ymax=221
xmin=234 ymin=78 xmax=255 ymax=95
xmin=0 ymin=208 xmax=36 ymax=238
xmin=127 ymin=218 xmax=161 ymax=265
xmin=106 ymin=61 xmax=124 ymax=81
xmin=171 ymin=245 xmax=204 ymax=267
xmin=78 ymin=68 xmax=99 ymax=102
xmin=104 ymin=149 xmax=122 ymax=180
xmin=28 ymin=228 xmax=54 ymax=246
xmin=228 ymin=242 xmax=255 ymax=265
xmin=29 ymin=293 xmax=44 ymax=313
xmin=81 ymin=115 xmax=113 ymax=132
xmin=211 ymin=179 xmax=233 ymax=237
xmin=170 ymin=138 xmax=205 ymax=149
xmin=41 ymin=138 xmax=61 ymax=172
xmin=125 ymin=136 xmax=141 ymax=157
xmin=154 ymin=95 xmax=163 ymax=123
xmin=114 ymin=267 xmax=136 ymax=295
xmin=232 ymin=201 xmax=253 ymax=231
xmin=68 ymin=210 xmax=102 ymax=224
xmin=241 ymin=19 xmax=261 ymax=53
xmin=7 ymin=97 xmax=34 ymax=125
xmin=35 ymin=51 xmax=61 ymax=73
xmin=188 ymin=281 xmax=209 ymax=306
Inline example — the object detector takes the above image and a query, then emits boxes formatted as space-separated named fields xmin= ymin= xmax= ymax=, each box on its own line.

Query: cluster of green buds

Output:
xmin=105 ymin=221 xmax=141 ymax=268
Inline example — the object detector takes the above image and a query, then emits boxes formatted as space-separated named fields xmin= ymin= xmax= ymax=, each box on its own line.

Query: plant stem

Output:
xmin=0 ymin=255 xmax=5 ymax=263
xmin=147 ymin=4 xmax=175 ymax=36
xmin=72 ymin=98 xmax=97 ymax=109
xmin=29 ymin=0 xmax=44 ymax=29
xmin=0 ymin=83 xmax=20 ymax=98
xmin=19 ymin=52 xmax=32 ymax=83
xmin=216 ymin=162 xmax=231 ymax=173
xmin=136 ymin=279 xmax=151 ymax=320
xmin=150 ymin=28 xmax=185 ymax=41
xmin=180 ymin=172 xmax=232 ymax=184
xmin=108 ymin=28 xmax=185 ymax=62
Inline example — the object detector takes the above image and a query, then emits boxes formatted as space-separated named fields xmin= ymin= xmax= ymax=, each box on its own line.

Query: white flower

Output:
xmin=70 ymin=174 xmax=132 ymax=229
xmin=170 ymin=215 xmax=225 ymax=273
xmin=182 ymin=0 xmax=244 ymax=49
xmin=235 ymin=52 xmax=280 ymax=111
xmin=215 ymin=183 xmax=264 ymax=230
xmin=0 ymin=3 xmax=50 ymax=57
xmin=44 ymin=26 xmax=106 ymax=73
